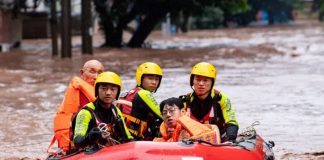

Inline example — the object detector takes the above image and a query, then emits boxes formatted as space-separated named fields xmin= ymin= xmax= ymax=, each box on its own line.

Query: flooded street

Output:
xmin=0 ymin=20 xmax=324 ymax=159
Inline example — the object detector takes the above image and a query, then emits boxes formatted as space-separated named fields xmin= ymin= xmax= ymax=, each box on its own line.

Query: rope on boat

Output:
xmin=97 ymin=123 xmax=121 ymax=148
xmin=181 ymin=138 xmax=249 ymax=151
xmin=238 ymin=121 xmax=260 ymax=139
xmin=47 ymin=123 xmax=121 ymax=159
xmin=46 ymin=149 xmax=84 ymax=160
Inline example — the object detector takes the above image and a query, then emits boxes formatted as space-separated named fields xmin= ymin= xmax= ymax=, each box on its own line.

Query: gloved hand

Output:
xmin=86 ymin=127 xmax=102 ymax=143
xmin=150 ymin=118 xmax=162 ymax=138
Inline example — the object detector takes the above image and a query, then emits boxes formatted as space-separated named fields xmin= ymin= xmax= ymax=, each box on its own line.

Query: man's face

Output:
xmin=98 ymin=83 xmax=118 ymax=107
xmin=80 ymin=65 xmax=104 ymax=86
xmin=141 ymin=74 xmax=160 ymax=92
xmin=162 ymin=104 xmax=181 ymax=129
xmin=193 ymin=75 xmax=213 ymax=96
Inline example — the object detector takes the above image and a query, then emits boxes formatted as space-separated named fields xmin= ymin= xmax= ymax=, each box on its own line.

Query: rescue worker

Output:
xmin=117 ymin=62 xmax=163 ymax=140
xmin=49 ymin=60 xmax=104 ymax=153
xmin=180 ymin=62 xmax=239 ymax=143
xmin=154 ymin=97 xmax=220 ymax=144
xmin=73 ymin=71 xmax=133 ymax=149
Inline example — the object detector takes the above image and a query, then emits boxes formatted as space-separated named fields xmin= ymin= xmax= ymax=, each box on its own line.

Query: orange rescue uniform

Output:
xmin=49 ymin=76 xmax=95 ymax=152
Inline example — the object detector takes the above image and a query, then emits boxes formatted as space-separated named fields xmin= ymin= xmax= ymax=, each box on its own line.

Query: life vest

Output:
xmin=70 ymin=103 xmax=102 ymax=147
xmin=185 ymin=89 xmax=225 ymax=128
xmin=154 ymin=115 xmax=220 ymax=144
xmin=71 ymin=101 xmax=133 ymax=150
xmin=154 ymin=123 xmax=183 ymax=142
xmin=70 ymin=102 xmax=116 ymax=149
xmin=47 ymin=76 xmax=95 ymax=154
xmin=116 ymin=88 xmax=147 ymax=139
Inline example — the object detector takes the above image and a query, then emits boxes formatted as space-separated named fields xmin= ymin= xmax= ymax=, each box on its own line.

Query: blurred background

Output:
xmin=0 ymin=0 xmax=324 ymax=160
xmin=1 ymin=0 xmax=324 ymax=53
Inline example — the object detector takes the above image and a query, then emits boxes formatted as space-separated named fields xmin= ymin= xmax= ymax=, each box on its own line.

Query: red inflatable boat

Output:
xmin=49 ymin=133 xmax=275 ymax=160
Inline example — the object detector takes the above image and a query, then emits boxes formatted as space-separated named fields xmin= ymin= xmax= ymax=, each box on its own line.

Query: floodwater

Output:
xmin=0 ymin=20 xmax=324 ymax=160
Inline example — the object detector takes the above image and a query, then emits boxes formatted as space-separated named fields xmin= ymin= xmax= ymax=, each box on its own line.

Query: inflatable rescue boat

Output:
xmin=48 ymin=132 xmax=275 ymax=160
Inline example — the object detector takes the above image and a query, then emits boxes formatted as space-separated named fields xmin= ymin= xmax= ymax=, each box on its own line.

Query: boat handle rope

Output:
xmin=181 ymin=138 xmax=249 ymax=151
xmin=239 ymin=121 xmax=260 ymax=139
xmin=46 ymin=150 xmax=84 ymax=160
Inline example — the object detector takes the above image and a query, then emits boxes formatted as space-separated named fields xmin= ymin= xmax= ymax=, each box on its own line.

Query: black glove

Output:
xmin=226 ymin=124 xmax=239 ymax=142
xmin=86 ymin=127 xmax=102 ymax=143
xmin=150 ymin=118 xmax=162 ymax=138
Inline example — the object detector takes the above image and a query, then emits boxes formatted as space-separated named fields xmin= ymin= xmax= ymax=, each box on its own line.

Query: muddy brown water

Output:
xmin=0 ymin=20 xmax=324 ymax=160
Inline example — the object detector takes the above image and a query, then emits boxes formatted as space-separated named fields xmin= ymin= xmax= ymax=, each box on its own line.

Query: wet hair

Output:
xmin=160 ymin=97 xmax=184 ymax=113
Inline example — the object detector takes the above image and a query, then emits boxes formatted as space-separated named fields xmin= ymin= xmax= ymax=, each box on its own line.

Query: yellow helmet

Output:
xmin=190 ymin=62 xmax=217 ymax=86
xmin=135 ymin=62 xmax=163 ymax=91
xmin=95 ymin=71 xmax=122 ymax=98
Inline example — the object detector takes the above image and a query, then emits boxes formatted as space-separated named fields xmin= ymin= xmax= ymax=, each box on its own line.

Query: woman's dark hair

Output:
xmin=160 ymin=97 xmax=184 ymax=113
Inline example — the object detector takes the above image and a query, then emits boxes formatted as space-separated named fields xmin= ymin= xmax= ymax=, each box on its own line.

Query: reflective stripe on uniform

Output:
xmin=138 ymin=90 xmax=162 ymax=119
xmin=116 ymin=99 xmax=133 ymax=107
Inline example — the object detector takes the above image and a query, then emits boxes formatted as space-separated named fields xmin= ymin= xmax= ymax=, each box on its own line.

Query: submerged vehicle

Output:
xmin=47 ymin=122 xmax=275 ymax=160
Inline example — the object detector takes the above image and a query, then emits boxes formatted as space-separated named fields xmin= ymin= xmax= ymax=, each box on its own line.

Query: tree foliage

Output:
xmin=313 ymin=0 xmax=324 ymax=21
xmin=94 ymin=0 xmax=248 ymax=48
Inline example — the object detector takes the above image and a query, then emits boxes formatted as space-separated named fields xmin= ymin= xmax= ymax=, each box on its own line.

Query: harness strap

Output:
xmin=117 ymin=96 xmax=142 ymax=137
xmin=123 ymin=114 xmax=147 ymax=138
xmin=83 ymin=106 xmax=102 ymax=125
xmin=68 ymin=106 xmax=103 ymax=152
xmin=182 ymin=90 xmax=221 ymax=124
